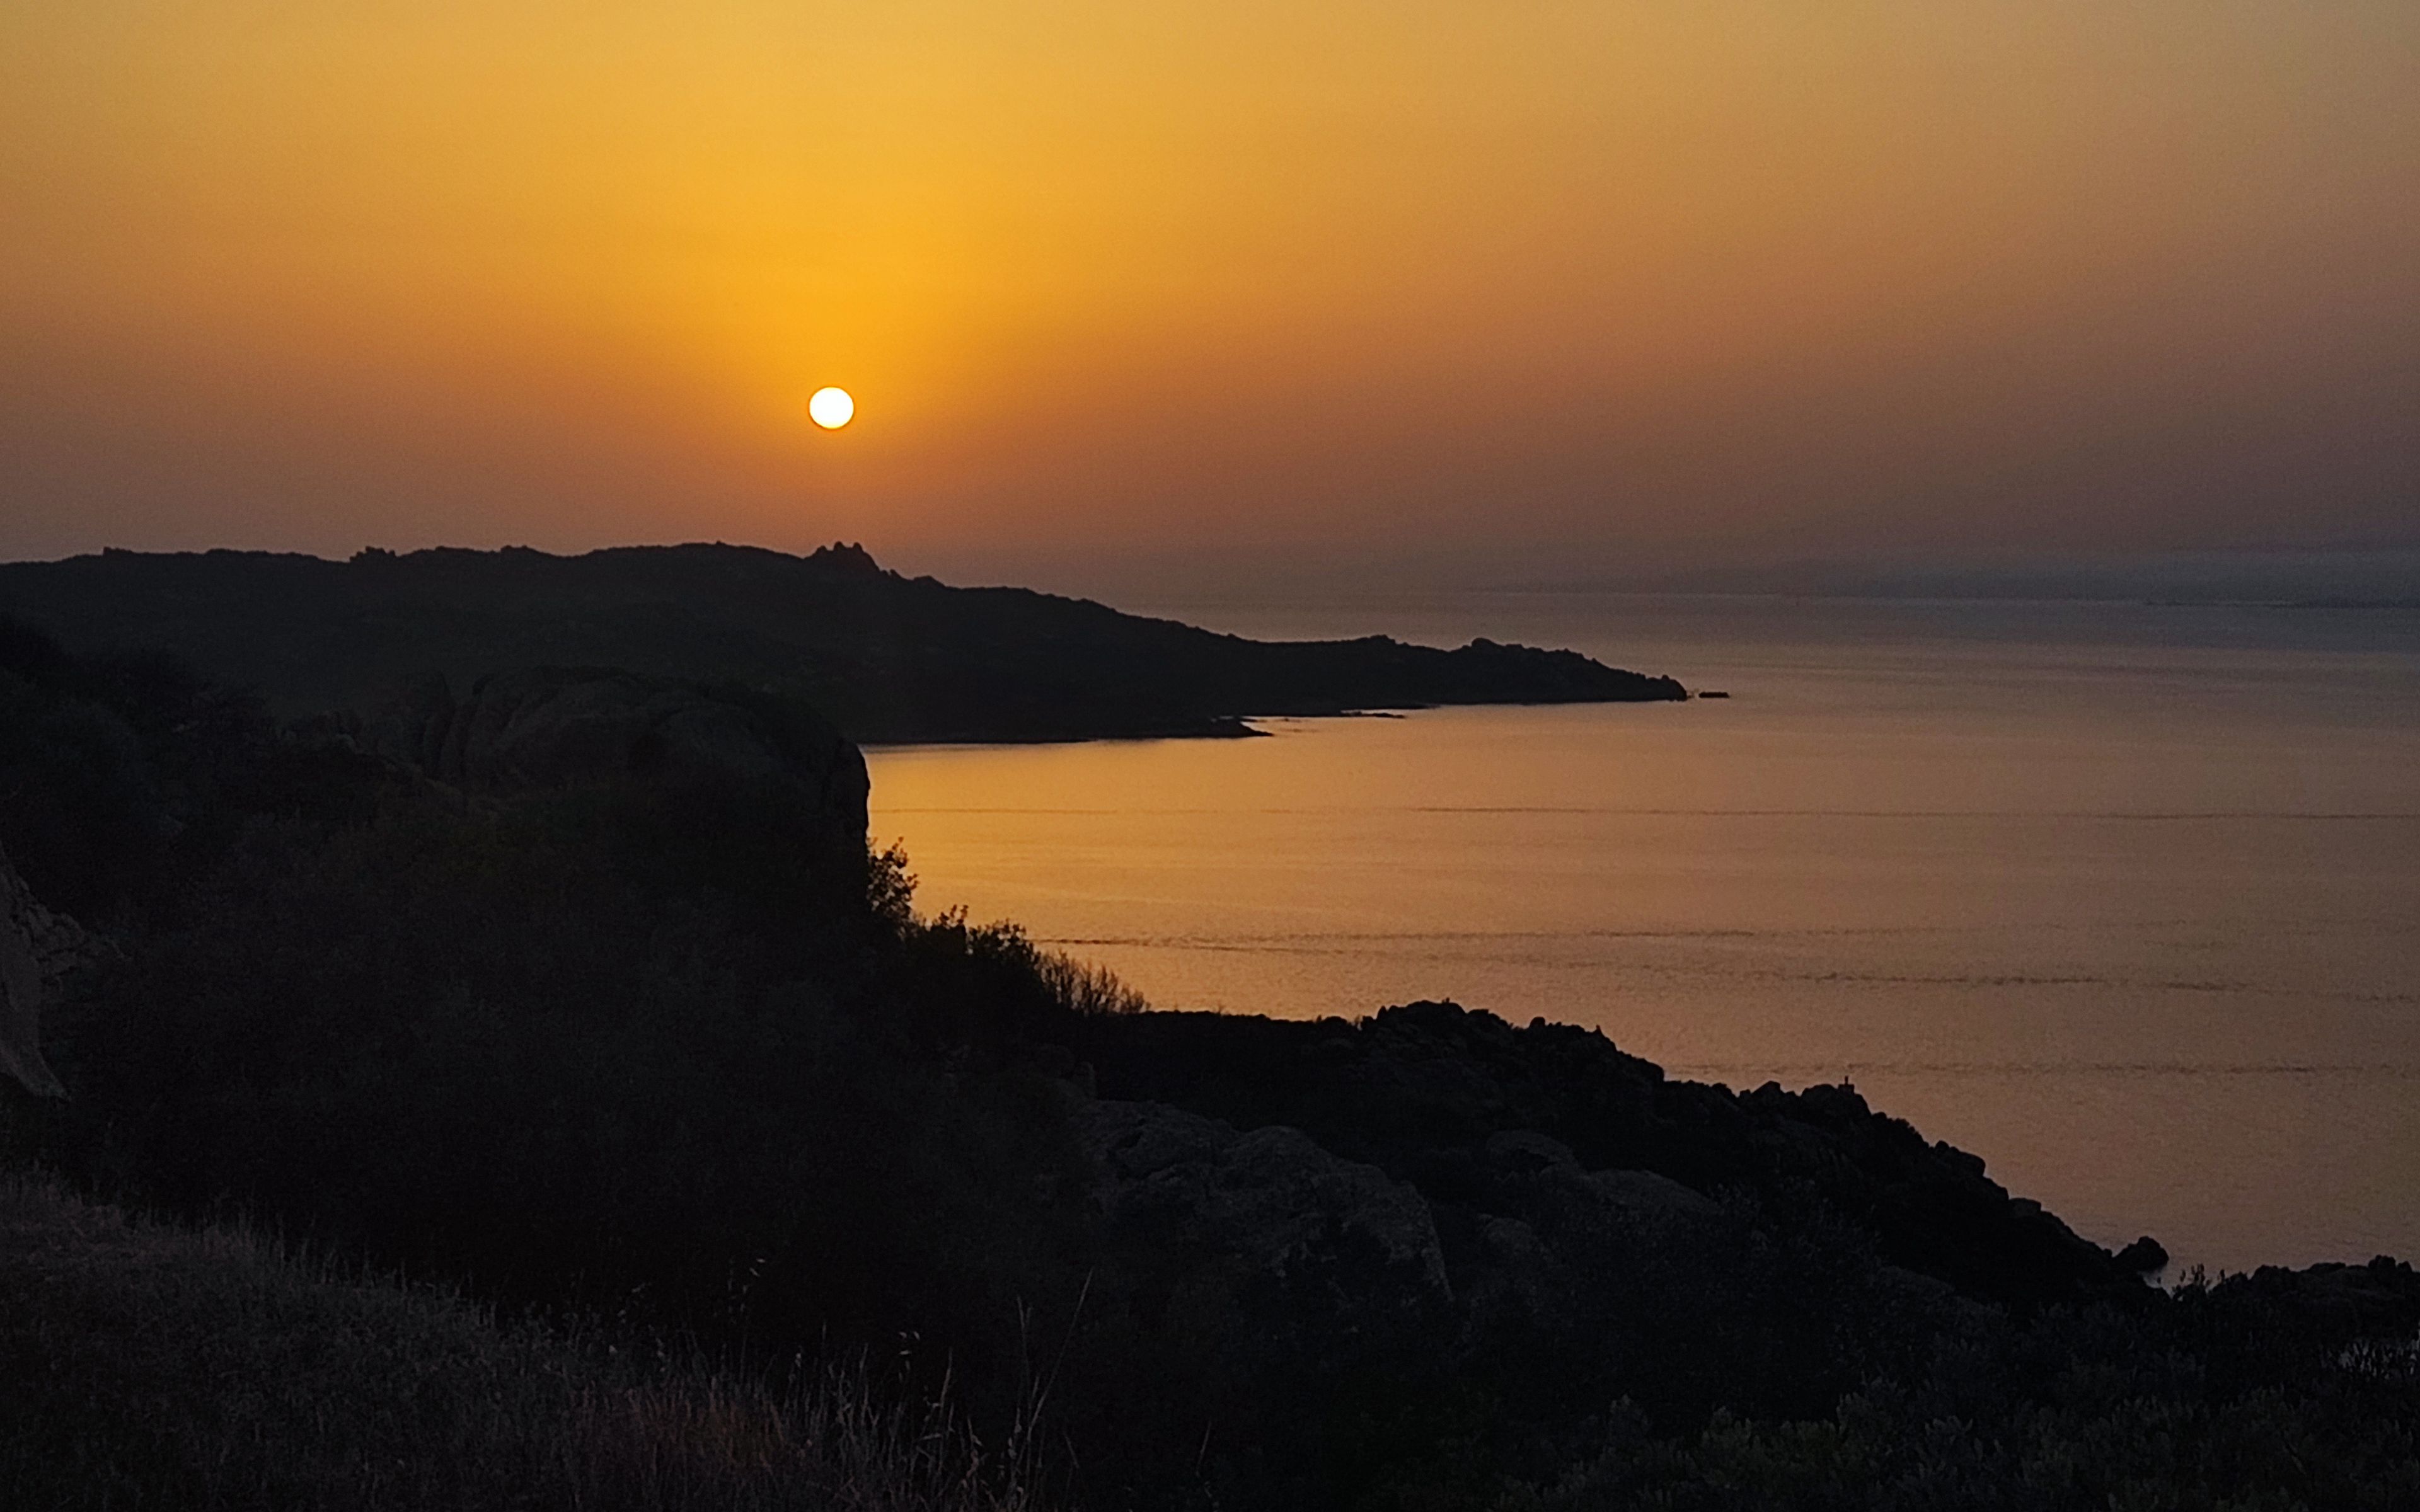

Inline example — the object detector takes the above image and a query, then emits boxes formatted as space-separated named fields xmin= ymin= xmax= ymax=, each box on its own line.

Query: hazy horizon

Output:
xmin=6 ymin=1 xmax=2416 ymax=587
xmin=9 ymin=537 xmax=2420 ymax=617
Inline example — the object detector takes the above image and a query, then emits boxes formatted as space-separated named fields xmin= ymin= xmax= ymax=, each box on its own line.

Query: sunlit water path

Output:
xmin=868 ymin=593 xmax=2420 ymax=1273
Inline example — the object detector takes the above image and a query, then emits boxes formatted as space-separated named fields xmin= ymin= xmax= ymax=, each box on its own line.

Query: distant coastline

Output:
xmin=0 ymin=542 xmax=1687 ymax=745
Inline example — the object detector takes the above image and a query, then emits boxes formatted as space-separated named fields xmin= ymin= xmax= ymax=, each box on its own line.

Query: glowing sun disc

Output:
xmin=808 ymin=387 xmax=855 ymax=429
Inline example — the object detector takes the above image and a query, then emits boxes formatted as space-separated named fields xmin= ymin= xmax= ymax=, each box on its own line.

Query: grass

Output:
xmin=0 ymin=1171 xmax=1044 ymax=1511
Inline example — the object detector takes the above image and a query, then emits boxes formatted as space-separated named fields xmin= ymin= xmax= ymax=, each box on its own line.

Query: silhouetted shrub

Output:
xmin=1034 ymin=951 xmax=1150 ymax=1017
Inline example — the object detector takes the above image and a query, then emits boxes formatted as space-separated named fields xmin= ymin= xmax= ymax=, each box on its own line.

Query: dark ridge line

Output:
xmin=1673 ymin=1061 xmax=2420 ymax=1080
xmin=877 ymin=804 xmax=2420 ymax=820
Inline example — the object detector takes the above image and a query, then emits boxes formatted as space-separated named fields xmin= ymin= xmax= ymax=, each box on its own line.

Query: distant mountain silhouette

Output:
xmin=0 ymin=543 xmax=1685 ymax=741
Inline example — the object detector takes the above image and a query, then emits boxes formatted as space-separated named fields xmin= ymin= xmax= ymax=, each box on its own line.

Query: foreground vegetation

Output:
xmin=5 ymin=614 xmax=2419 ymax=1509
xmin=0 ymin=1174 xmax=1040 ymax=1511
xmin=9 ymin=1164 xmax=2418 ymax=1512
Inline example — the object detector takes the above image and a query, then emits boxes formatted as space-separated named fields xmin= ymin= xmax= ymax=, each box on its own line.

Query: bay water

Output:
xmin=867 ymin=593 xmax=2420 ymax=1273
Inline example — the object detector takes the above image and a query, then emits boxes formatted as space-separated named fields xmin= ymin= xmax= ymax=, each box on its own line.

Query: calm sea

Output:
xmin=866 ymin=593 xmax=2420 ymax=1273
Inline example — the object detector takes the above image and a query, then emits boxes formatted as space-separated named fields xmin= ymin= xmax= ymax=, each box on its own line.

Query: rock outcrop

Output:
xmin=0 ymin=841 xmax=86 ymax=1099
xmin=1080 ymin=1099 xmax=1452 ymax=1327
xmin=1073 ymin=999 xmax=2160 ymax=1307
xmin=366 ymin=667 xmax=869 ymax=844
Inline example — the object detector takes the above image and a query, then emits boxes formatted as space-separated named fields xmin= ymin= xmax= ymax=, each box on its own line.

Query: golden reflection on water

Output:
xmin=868 ymin=617 xmax=2420 ymax=1273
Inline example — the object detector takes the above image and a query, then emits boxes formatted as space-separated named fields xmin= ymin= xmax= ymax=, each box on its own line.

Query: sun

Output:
xmin=807 ymin=387 xmax=855 ymax=430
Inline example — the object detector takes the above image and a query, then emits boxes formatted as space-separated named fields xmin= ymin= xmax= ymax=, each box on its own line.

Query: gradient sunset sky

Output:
xmin=4 ymin=2 xmax=2414 ymax=591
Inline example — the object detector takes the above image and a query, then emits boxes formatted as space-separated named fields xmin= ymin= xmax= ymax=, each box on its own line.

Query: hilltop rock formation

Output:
xmin=0 ymin=842 xmax=86 ymax=1099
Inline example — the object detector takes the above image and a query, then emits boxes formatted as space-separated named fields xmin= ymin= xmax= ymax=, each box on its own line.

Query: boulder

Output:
xmin=1584 ymin=1167 xmax=1724 ymax=1221
xmin=0 ymin=841 xmax=87 ymax=1099
xmin=1080 ymin=1099 xmax=1451 ymax=1307
xmin=1479 ymin=1128 xmax=1719 ymax=1227
xmin=2115 ymin=1235 xmax=2170 ymax=1274
xmin=362 ymin=667 xmax=869 ymax=845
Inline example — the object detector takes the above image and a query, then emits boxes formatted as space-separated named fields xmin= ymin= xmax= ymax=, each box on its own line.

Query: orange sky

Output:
xmin=3 ymin=1 xmax=2415 ymax=589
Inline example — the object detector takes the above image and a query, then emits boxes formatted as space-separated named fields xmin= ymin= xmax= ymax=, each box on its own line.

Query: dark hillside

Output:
xmin=1071 ymin=1002 xmax=2159 ymax=1309
xmin=9 ymin=617 xmax=2420 ymax=1509
xmin=0 ymin=1176 xmax=1042 ymax=1511
xmin=0 ymin=544 xmax=1685 ymax=742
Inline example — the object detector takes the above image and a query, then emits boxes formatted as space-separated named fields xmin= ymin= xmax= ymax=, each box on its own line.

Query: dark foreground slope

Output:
xmin=7 ymin=621 xmax=2419 ymax=1511
xmin=0 ymin=1176 xmax=1040 ymax=1511
xmin=0 ymin=543 xmax=1685 ymax=741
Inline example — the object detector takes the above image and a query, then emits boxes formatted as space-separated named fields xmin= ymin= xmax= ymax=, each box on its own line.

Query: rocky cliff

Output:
xmin=363 ymin=666 xmax=869 ymax=842
xmin=0 ymin=842 xmax=85 ymax=1099
xmin=1071 ymin=1000 xmax=2164 ymax=1310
